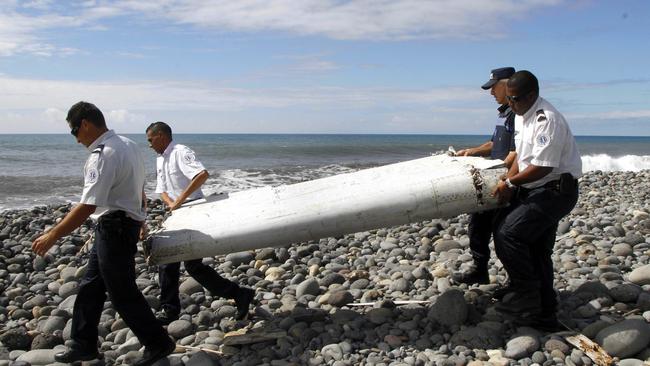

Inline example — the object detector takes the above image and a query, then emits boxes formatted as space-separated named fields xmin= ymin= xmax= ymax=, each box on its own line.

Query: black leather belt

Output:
xmin=520 ymin=173 xmax=577 ymax=195
xmin=542 ymin=179 xmax=562 ymax=190
xmin=100 ymin=210 xmax=138 ymax=223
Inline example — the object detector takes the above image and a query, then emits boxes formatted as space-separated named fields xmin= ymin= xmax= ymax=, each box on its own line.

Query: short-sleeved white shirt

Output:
xmin=515 ymin=96 xmax=582 ymax=189
xmin=80 ymin=130 xmax=146 ymax=221
xmin=155 ymin=142 xmax=206 ymax=201
xmin=513 ymin=118 xmax=523 ymax=149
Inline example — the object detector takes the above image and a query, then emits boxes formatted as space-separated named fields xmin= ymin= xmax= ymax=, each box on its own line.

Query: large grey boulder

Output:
xmin=595 ymin=319 xmax=650 ymax=358
xmin=16 ymin=349 xmax=58 ymax=365
xmin=427 ymin=289 xmax=468 ymax=327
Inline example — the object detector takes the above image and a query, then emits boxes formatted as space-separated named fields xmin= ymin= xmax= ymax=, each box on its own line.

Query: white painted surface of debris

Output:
xmin=147 ymin=155 xmax=506 ymax=264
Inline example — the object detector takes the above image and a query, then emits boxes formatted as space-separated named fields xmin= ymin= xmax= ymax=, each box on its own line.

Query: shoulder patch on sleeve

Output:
xmin=536 ymin=109 xmax=547 ymax=122
xmin=85 ymin=152 xmax=101 ymax=184
xmin=86 ymin=167 xmax=99 ymax=184
xmin=536 ymin=134 xmax=550 ymax=146
xmin=92 ymin=144 xmax=105 ymax=154
xmin=182 ymin=150 xmax=196 ymax=165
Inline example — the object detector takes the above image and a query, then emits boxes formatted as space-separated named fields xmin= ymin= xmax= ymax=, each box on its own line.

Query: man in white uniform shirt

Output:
xmin=146 ymin=121 xmax=255 ymax=324
xmin=32 ymin=102 xmax=174 ymax=366
xmin=492 ymin=71 xmax=582 ymax=330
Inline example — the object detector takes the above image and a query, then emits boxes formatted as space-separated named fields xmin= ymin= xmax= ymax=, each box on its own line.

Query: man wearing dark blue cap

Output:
xmin=453 ymin=67 xmax=517 ymax=287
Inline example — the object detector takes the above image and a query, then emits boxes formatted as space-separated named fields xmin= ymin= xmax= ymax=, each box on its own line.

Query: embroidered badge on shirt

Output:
xmin=86 ymin=168 xmax=99 ymax=184
xmin=85 ymin=153 xmax=100 ymax=184
xmin=537 ymin=134 xmax=549 ymax=146
xmin=183 ymin=151 xmax=196 ymax=165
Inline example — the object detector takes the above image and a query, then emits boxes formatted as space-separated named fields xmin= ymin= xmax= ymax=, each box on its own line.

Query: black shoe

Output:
xmin=495 ymin=291 xmax=542 ymax=316
xmin=156 ymin=309 xmax=179 ymax=325
xmin=453 ymin=267 xmax=489 ymax=285
xmin=492 ymin=285 xmax=514 ymax=300
xmin=54 ymin=348 xmax=99 ymax=363
xmin=134 ymin=339 xmax=176 ymax=366
xmin=235 ymin=287 xmax=255 ymax=320
xmin=514 ymin=312 xmax=562 ymax=332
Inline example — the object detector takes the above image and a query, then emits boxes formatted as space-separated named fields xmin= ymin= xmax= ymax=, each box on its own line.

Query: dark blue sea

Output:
xmin=0 ymin=134 xmax=648 ymax=211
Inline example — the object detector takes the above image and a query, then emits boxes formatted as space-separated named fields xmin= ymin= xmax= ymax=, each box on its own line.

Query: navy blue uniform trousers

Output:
xmin=159 ymin=259 xmax=239 ymax=315
xmin=468 ymin=210 xmax=496 ymax=267
xmin=494 ymin=181 xmax=578 ymax=312
xmin=71 ymin=212 xmax=168 ymax=351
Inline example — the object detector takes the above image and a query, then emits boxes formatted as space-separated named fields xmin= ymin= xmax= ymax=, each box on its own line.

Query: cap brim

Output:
xmin=481 ymin=80 xmax=497 ymax=90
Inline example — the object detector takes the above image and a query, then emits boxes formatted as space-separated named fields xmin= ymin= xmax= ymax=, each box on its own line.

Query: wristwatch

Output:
xmin=504 ymin=178 xmax=516 ymax=189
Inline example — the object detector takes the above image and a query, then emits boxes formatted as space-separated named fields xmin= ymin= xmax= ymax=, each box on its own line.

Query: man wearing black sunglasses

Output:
xmin=491 ymin=71 xmax=582 ymax=330
xmin=32 ymin=102 xmax=175 ymax=366
xmin=453 ymin=67 xmax=518 ymax=287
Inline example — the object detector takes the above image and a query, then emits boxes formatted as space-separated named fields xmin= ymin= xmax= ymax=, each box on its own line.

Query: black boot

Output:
xmin=155 ymin=308 xmax=179 ymax=325
xmin=234 ymin=287 xmax=255 ymax=320
xmin=135 ymin=338 xmax=175 ymax=366
xmin=513 ymin=309 xmax=561 ymax=332
xmin=54 ymin=347 xmax=99 ymax=363
xmin=495 ymin=290 xmax=542 ymax=316
xmin=492 ymin=284 xmax=515 ymax=300
xmin=453 ymin=264 xmax=489 ymax=285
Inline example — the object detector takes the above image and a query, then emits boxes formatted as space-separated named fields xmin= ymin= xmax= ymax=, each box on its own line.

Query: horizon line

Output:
xmin=1 ymin=132 xmax=649 ymax=138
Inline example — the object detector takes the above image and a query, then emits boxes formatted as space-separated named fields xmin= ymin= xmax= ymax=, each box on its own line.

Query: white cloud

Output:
xmin=0 ymin=75 xmax=482 ymax=112
xmin=21 ymin=0 xmax=54 ymax=10
xmin=0 ymin=10 xmax=79 ymax=56
xmin=108 ymin=109 xmax=146 ymax=125
xmin=115 ymin=51 xmax=147 ymax=58
xmin=41 ymin=107 xmax=66 ymax=123
xmin=0 ymin=75 xmax=490 ymax=133
xmin=546 ymin=78 xmax=650 ymax=92
xmin=568 ymin=110 xmax=650 ymax=120
xmin=292 ymin=59 xmax=340 ymax=72
xmin=0 ymin=0 xmax=565 ymax=57
xmin=117 ymin=0 xmax=563 ymax=41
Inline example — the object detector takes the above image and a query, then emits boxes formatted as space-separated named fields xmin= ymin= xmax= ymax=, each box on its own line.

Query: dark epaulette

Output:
xmin=92 ymin=144 xmax=105 ymax=154
xmin=536 ymin=109 xmax=547 ymax=122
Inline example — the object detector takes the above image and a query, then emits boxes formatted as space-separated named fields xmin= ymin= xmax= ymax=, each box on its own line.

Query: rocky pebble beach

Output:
xmin=1 ymin=169 xmax=650 ymax=365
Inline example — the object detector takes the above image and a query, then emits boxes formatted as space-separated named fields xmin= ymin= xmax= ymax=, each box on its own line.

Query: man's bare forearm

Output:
xmin=509 ymin=165 xmax=553 ymax=186
xmin=175 ymin=170 xmax=209 ymax=205
xmin=458 ymin=141 xmax=493 ymax=157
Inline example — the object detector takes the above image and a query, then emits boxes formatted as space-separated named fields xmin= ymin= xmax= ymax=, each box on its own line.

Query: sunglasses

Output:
xmin=70 ymin=121 xmax=82 ymax=137
xmin=506 ymin=90 xmax=533 ymax=103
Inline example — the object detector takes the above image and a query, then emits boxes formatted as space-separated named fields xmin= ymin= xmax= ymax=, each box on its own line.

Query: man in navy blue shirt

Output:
xmin=453 ymin=67 xmax=517 ymax=287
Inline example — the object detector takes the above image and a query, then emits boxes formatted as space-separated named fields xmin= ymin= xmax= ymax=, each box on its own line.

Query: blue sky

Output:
xmin=0 ymin=0 xmax=648 ymax=135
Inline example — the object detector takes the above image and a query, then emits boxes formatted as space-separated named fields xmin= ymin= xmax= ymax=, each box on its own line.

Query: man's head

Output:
xmin=506 ymin=70 xmax=540 ymax=116
xmin=146 ymin=121 xmax=173 ymax=154
xmin=481 ymin=67 xmax=515 ymax=105
xmin=66 ymin=101 xmax=108 ymax=147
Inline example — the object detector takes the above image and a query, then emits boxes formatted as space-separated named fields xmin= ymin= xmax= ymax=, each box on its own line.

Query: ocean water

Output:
xmin=0 ymin=134 xmax=648 ymax=211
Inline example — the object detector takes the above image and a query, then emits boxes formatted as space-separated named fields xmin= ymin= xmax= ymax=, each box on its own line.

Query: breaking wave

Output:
xmin=581 ymin=154 xmax=650 ymax=172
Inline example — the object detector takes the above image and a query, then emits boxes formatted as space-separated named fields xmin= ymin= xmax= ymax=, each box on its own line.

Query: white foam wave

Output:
xmin=204 ymin=157 xmax=650 ymax=195
xmin=582 ymin=154 xmax=650 ymax=172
